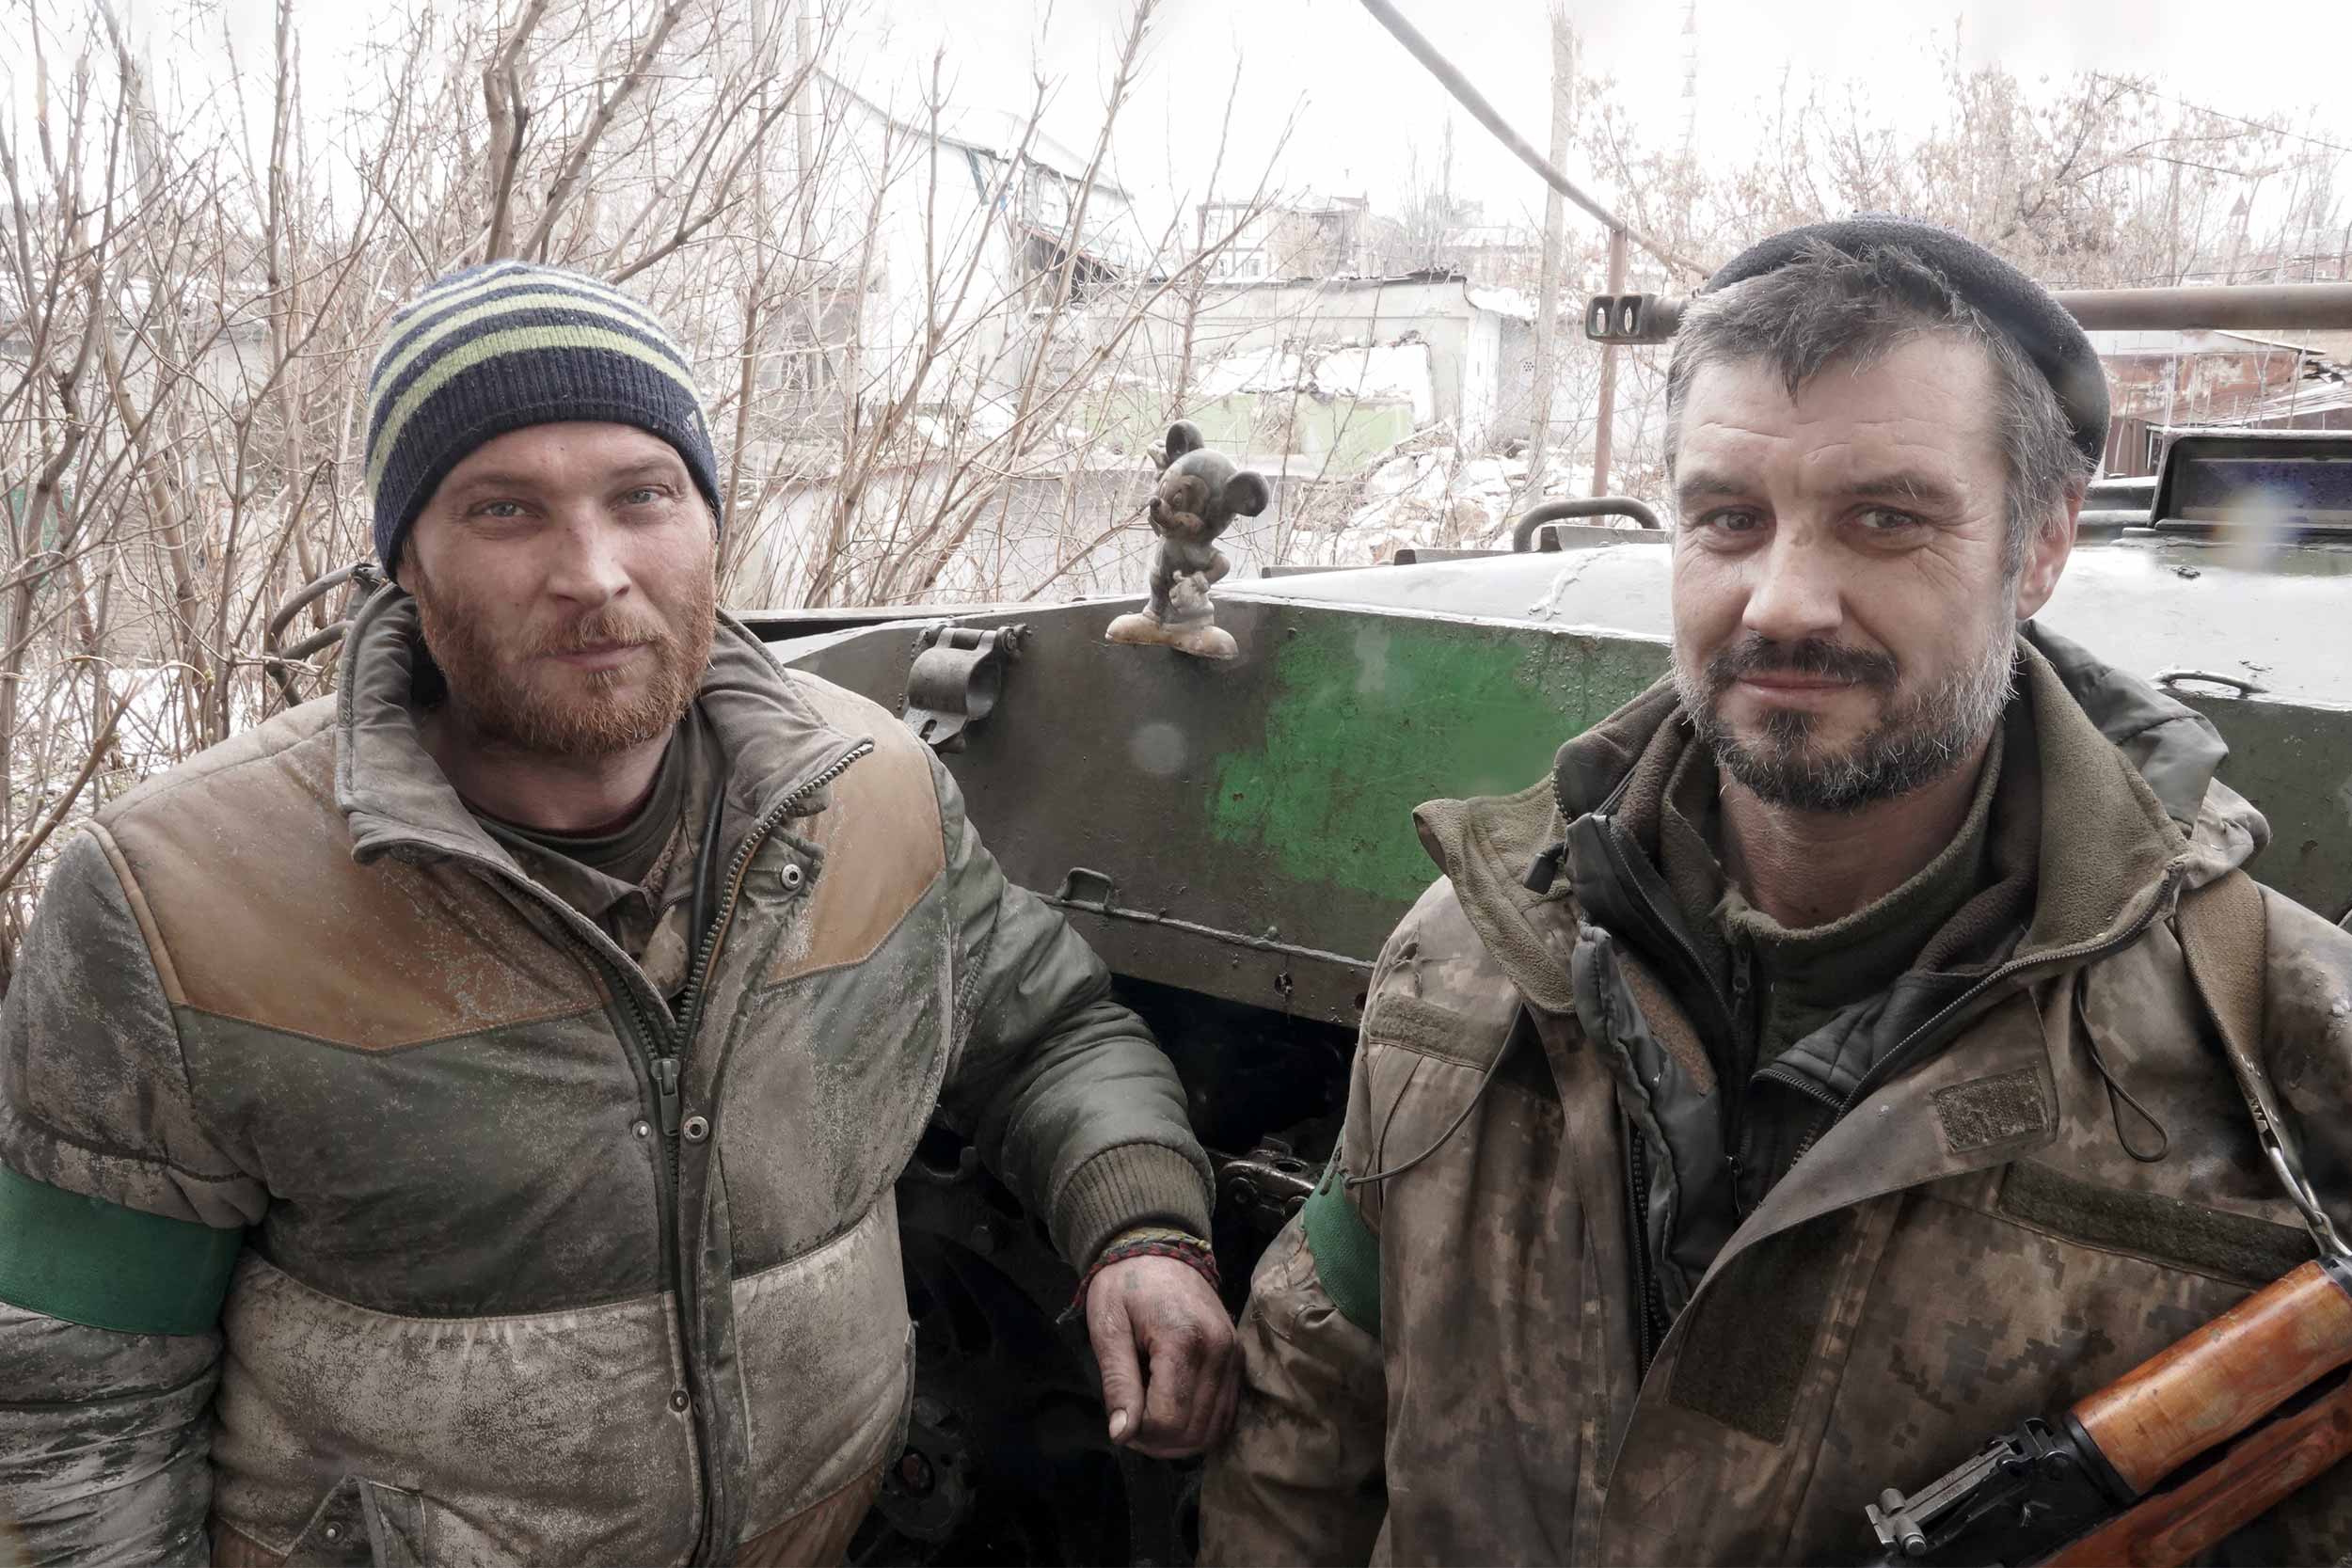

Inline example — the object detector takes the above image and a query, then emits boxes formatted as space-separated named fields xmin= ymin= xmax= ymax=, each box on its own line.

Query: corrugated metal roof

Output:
xmin=2195 ymin=379 xmax=2352 ymax=424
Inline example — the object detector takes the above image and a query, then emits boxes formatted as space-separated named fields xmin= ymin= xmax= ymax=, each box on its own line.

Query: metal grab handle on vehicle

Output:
xmin=2153 ymin=668 xmax=2265 ymax=698
xmin=1509 ymin=497 xmax=1663 ymax=550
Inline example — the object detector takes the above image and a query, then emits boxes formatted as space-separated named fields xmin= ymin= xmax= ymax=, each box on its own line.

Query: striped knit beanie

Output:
xmin=364 ymin=261 xmax=721 ymax=578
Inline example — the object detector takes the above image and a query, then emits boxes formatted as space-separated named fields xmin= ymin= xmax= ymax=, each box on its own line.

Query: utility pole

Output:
xmin=1354 ymin=0 xmax=1708 ymax=503
xmin=1518 ymin=6 xmax=1577 ymax=506
xmin=1353 ymin=0 xmax=1708 ymax=280
xmin=1592 ymin=226 xmax=1628 ymax=496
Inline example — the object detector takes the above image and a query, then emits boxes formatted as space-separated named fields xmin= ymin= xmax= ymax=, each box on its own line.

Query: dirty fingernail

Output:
xmin=1109 ymin=1410 xmax=1130 ymax=1441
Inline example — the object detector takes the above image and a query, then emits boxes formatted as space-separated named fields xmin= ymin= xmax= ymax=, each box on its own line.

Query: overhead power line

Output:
xmin=1354 ymin=0 xmax=1712 ymax=282
xmin=2090 ymin=74 xmax=2352 ymax=161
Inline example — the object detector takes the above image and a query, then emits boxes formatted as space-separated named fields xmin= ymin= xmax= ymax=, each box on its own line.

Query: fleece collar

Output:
xmin=332 ymin=588 xmax=855 ymax=867
xmin=1414 ymin=627 xmax=2257 ymax=1017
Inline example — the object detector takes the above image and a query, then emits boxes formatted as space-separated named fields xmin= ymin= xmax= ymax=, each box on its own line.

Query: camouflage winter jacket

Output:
xmin=1201 ymin=627 xmax=2352 ymax=1565
xmin=0 ymin=589 xmax=1212 ymax=1566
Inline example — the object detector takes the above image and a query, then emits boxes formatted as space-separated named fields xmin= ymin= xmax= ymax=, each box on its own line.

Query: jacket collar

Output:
xmin=1414 ymin=627 xmax=2257 ymax=1018
xmin=333 ymin=587 xmax=857 ymax=866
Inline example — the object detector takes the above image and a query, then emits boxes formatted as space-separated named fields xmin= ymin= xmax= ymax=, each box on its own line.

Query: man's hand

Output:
xmin=1085 ymin=1253 xmax=1238 ymax=1458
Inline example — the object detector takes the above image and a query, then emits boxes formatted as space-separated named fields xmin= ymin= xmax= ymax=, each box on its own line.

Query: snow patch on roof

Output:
xmin=1466 ymin=285 xmax=1537 ymax=322
xmin=1195 ymin=339 xmax=1436 ymax=422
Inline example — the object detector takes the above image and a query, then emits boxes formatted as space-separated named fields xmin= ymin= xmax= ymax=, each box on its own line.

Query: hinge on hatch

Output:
xmin=901 ymin=623 xmax=1026 ymax=752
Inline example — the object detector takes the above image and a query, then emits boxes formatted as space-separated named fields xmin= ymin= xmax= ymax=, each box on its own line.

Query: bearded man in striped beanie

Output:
xmin=0 ymin=261 xmax=1235 ymax=1565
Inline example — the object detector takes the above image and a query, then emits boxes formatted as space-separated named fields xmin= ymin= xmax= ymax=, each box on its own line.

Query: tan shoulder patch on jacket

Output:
xmin=104 ymin=727 xmax=602 ymax=1050
xmin=765 ymin=680 xmax=946 ymax=986
xmin=1357 ymin=881 xmax=1527 ymax=1070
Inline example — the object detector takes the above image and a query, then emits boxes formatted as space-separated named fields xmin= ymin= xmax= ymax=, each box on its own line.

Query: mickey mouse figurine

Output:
xmin=1105 ymin=420 xmax=1270 ymax=660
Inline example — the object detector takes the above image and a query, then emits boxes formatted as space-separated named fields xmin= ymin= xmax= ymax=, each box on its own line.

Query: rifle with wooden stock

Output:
xmin=1862 ymin=1254 xmax=2352 ymax=1565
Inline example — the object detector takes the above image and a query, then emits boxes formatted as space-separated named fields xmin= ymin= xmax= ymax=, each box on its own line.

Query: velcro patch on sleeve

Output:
xmin=1360 ymin=992 xmax=1477 ymax=1062
xmin=0 ymin=1163 xmax=242 ymax=1335
xmin=1931 ymin=1068 xmax=2050 ymax=1153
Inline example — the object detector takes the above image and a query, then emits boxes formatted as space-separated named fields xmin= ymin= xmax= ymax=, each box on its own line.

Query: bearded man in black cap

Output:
xmin=1200 ymin=219 xmax=2352 ymax=1564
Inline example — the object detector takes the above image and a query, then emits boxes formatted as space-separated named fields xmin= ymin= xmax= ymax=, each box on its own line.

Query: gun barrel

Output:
xmin=2068 ymin=1259 xmax=2352 ymax=1496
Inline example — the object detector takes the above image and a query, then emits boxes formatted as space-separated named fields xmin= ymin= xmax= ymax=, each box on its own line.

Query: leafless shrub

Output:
xmin=0 ymin=0 xmax=1288 ymax=977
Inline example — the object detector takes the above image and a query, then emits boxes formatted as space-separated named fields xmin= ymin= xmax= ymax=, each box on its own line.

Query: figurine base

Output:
xmin=1104 ymin=610 xmax=1237 ymax=660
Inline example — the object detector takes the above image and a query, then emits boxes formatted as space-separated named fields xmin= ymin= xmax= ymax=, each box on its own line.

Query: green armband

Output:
xmin=0 ymin=1163 xmax=242 ymax=1335
xmin=1300 ymin=1161 xmax=1382 ymax=1338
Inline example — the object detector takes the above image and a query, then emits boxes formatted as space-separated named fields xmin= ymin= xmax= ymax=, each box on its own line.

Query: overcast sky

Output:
xmin=851 ymin=0 xmax=2352 ymax=239
xmin=183 ymin=0 xmax=2352 ymax=248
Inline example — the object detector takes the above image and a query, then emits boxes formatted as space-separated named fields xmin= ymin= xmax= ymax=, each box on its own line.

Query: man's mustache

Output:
xmin=526 ymin=608 xmax=673 ymax=659
xmin=1706 ymin=636 xmax=1899 ymax=690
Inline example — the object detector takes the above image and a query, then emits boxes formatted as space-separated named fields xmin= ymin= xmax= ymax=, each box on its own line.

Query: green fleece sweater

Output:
xmin=1658 ymin=724 xmax=2012 ymax=1208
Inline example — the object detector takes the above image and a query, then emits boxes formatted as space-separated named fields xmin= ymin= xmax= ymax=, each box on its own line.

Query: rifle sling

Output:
xmin=2174 ymin=869 xmax=2352 ymax=1265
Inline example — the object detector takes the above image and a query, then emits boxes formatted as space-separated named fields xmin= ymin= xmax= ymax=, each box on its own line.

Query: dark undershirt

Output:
xmin=471 ymin=709 xmax=721 ymax=990
xmin=479 ymin=729 xmax=690 ymax=900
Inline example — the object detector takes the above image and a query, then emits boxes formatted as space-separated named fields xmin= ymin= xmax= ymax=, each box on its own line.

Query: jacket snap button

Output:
xmin=670 ymin=1388 xmax=691 ymax=1413
xmin=778 ymin=863 xmax=805 ymax=893
xmin=682 ymin=1115 xmax=710 ymax=1143
xmin=324 ymin=1524 xmax=342 ymax=1542
xmin=631 ymin=1119 xmax=650 ymax=1139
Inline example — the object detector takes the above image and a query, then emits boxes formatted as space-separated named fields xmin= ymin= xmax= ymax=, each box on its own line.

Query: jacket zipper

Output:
xmin=1578 ymin=810 xmax=1740 ymax=1361
xmin=1754 ymin=863 xmax=2185 ymax=1120
xmin=674 ymin=739 xmax=872 ymax=1047
xmin=1624 ymin=1117 xmax=1663 ymax=1379
xmin=1726 ymin=942 xmax=1757 ymax=1212
xmin=1595 ymin=820 xmax=1739 ymax=1041
xmin=441 ymin=736 xmax=876 ymax=1560
xmin=647 ymin=736 xmax=871 ymax=1557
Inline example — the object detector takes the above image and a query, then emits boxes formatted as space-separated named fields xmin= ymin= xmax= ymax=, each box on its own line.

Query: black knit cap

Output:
xmin=1704 ymin=216 xmax=2110 ymax=468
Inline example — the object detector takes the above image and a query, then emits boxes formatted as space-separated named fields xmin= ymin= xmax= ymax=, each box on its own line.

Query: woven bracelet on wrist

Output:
xmin=1063 ymin=1232 xmax=1219 ymax=1321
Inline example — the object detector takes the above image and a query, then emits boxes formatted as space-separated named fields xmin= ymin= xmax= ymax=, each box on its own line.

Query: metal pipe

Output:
xmin=264 ymin=562 xmax=358 ymax=650
xmin=2051 ymin=282 xmax=2352 ymax=331
xmin=275 ymin=623 xmax=352 ymax=664
xmin=1353 ymin=0 xmax=1710 ymax=282
xmin=1594 ymin=281 xmax=2352 ymax=347
xmin=1512 ymin=496 xmax=1663 ymax=549
xmin=1593 ymin=228 xmax=1629 ymax=496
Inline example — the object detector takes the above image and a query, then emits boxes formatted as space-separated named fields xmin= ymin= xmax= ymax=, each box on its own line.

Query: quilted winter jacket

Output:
xmin=1201 ymin=628 xmax=2352 ymax=1565
xmin=0 ymin=589 xmax=1212 ymax=1565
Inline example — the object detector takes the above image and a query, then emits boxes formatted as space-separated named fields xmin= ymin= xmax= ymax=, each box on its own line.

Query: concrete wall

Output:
xmin=1136 ymin=276 xmax=1522 ymax=463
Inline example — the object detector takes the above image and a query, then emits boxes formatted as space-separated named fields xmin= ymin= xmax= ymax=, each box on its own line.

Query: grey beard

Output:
xmin=1674 ymin=620 xmax=2018 ymax=815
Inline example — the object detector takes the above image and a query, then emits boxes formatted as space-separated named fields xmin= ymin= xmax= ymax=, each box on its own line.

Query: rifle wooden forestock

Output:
xmin=2066 ymin=1259 xmax=2352 ymax=1496
xmin=2043 ymin=1374 xmax=2352 ymax=1567
xmin=1864 ymin=1259 xmax=2352 ymax=1566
